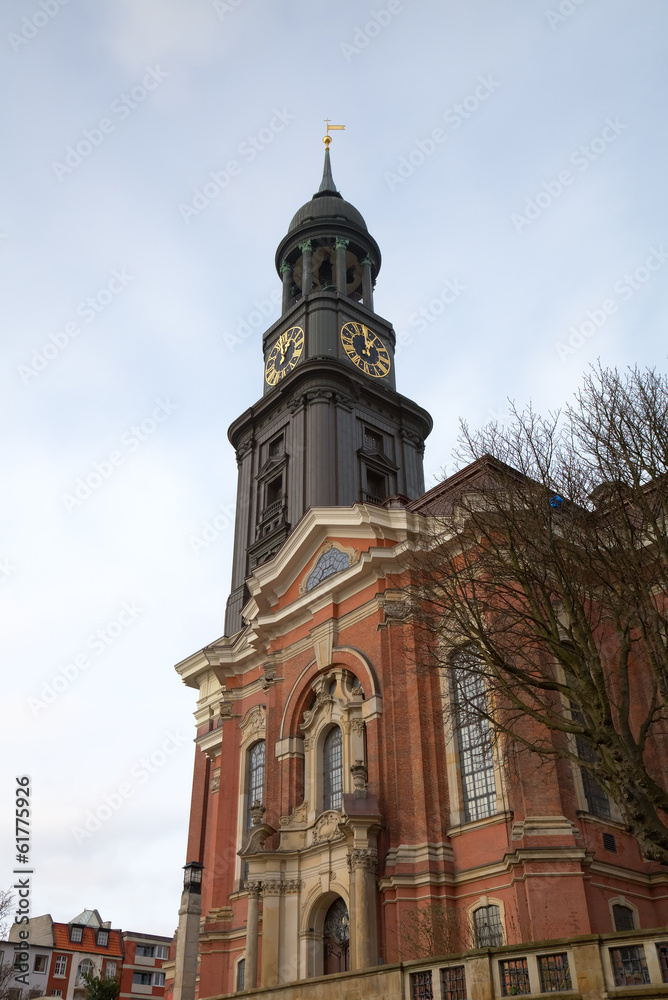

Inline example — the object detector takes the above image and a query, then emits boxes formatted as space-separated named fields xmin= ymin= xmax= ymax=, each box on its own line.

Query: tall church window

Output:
xmin=323 ymin=726 xmax=343 ymax=811
xmin=246 ymin=740 xmax=265 ymax=829
xmin=570 ymin=703 xmax=611 ymax=818
xmin=473 ymin=905 xmax=503 ymax=948
xmin=453 ymin=656 xmax=497 ymax=822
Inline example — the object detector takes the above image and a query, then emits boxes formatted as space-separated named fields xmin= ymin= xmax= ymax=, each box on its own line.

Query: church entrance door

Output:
xmin=323 ymin=897 xmax=350 ymax=974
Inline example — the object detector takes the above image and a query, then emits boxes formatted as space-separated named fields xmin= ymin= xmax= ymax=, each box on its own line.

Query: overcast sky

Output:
xmin=1 ymin=0 xmax=667 ymax=939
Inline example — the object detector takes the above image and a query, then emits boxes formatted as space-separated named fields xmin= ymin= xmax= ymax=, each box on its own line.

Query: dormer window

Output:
xmin=69 ymin=926 xmax=83 ymax=943
xmin=96 ymin=930 xmax=108 ymax=947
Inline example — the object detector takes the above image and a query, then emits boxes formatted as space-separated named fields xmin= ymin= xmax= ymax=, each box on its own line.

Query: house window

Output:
xmin=70 ymin=926 xmax=83 ymax=943
xmin=97 ymin=930 xmax=108 ymax=947
xmin=137 ymin=946 xmax=155 ymax=958
xmin=268 ymin=435 xmax=284 ymax=459
xmin=77 ymin=960 xmax=94 ymax=985
xmin=409 ymin=970 xmax=433 ymax=1000
xmin=364 ymin=427 xmax=383 ymax=452
xmin=133 ymin=973 xmax=153 ymax=986
xmin=323 ymin=726 xmax=343 ymax=811
xmin=266 ymin=475 xmax=283 ymax=508
xmin=453 ymin=658 xmax=497 ymax=822
xmin=610 ymin=945 xmax=650 ymax=986
xmin=365 ymin=468 xmax=386 ymax=502
xmin=612 ymin=904 xmax=635 ymax=931
xmin=50 ymin=992 xmax=63 ymax=997
xmin=155 ymin=946 xmax=169 ymax=960
xmin=440 ymin=965 xmax=466 ymax=1000
xmin=105 ymin=962 xmax=117 ymax=979
xmin=538 ymin=953 xmax=572 ymax=992
xmin=247 ymin=740 xmax=265 ymax=828
xmin=236 ymin=959 xmax=246 ymax=992
xmin=8 ymin=991 xmax=21 ymax=1000
xmin=499 ymin=958 xmax=530 ymax=996
xmin=13 ymin=953 xmax=27 ymax=970
xmin=153 ymin=973 xmax=165 ymax=987
xmin=34 ymin=955 xmax=48 ymax=973
xmin=54 ymin=956 xmax=68 ymax=977
xmin=656 ymin=942 xmax=668 ymax=982
xmin=473 ymin=904 xmax=503 ymax=948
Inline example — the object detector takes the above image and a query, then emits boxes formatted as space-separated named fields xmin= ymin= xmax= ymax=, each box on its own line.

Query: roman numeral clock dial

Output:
xmin=340 ymin=322 xmax=391 ymax=378
xmin=265 ymin=325 xmax=305 ymax=386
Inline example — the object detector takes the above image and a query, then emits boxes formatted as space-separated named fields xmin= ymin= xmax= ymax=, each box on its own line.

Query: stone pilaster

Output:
xmin=172 ymin=890 xmax=201 ymax=1000
xmin=348 ymin=848 xmax=378 ymax=971
xmin=244 ymin=881 xmax=262 ymax=990
xmin=335 ymin=237 xmax=349 ymax=294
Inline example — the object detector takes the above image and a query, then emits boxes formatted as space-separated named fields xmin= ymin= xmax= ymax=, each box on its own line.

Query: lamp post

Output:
xmin=172 ymin=862 xmax=203 ymax=1000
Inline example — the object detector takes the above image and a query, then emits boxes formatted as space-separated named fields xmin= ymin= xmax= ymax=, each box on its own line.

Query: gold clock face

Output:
xmin=341 ymin=322 xmax=391 ymax=378
xmin=265 ymin=326 xmax=305 ymax=385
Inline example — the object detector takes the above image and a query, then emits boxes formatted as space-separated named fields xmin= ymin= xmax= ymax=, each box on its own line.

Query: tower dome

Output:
xmin=275 ymin=148 xmax=380 ymax=305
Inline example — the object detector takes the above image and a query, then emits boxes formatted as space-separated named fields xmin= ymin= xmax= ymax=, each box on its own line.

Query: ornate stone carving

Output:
xmin=209 ymin=770 xmax=220 ymax=794
xmin=313 ymin=810 xmax=344 ymax=843
xmin=350 ymin=760 xmax=368 ymax=791
xmin=250 ymin=801 xmax=265 ymax=827
xmin=298 ymin=240 xmax=313 ymax=254
xmin=384 ymin=599 xmax=411 ymax=621
xmin=301 ymin=692 xmax=333 ymax=730
xmin=219 ymin=702 xmax=234 ymax=718
xmin=239 ymin=704 xmax=266 ymax=738
xmin=244 ymin=881 xmax=262 ymax=898
xmin=334 ymin=237 xmax=350 ymax=249
xmin=262 ymin=663 xmax=277 ymax=690
xmin=350 ymin=718 xmax=366 ymax=736
xmin=282 ymin=879 xmax=302 ymax=894
xmin=261 ymin=881 xmax=283 ymax=896
xmin=347 ymin=848 xmax=378 ymax=873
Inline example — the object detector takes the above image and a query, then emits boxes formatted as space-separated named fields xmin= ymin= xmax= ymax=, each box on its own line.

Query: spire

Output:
xmin=314 ymin=146 xmax=342 ymax=199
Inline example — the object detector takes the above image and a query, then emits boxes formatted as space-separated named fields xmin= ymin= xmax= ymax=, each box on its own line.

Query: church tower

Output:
xmin=224 ymin=143 xmax=432 ymax=633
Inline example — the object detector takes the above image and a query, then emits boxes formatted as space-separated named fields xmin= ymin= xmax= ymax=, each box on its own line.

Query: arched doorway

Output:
xmin=323 ymin=897 xmax=349 ymax=974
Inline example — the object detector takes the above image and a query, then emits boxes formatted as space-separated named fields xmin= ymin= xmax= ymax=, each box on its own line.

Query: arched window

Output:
xmin=246 ymin=740 xmax=265 ymax=829
xmin=76 ymin=960 xmax=94 ymax=985
xmin=473 ymin=904 xmax=503 ymax=948
xmin=323 ymin=726 xmax=343 ymax=811
xmin=453 ymin=654 xmax=497 ymax=822
xmin=236 ymin=958 xmax=245 ymax=991
xmin=613 ymin=904 xmax=635 ymax=931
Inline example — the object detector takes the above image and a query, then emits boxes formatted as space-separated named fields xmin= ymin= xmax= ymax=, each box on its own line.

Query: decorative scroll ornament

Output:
xmin=313 ymin=810 xmax=344 ymax=843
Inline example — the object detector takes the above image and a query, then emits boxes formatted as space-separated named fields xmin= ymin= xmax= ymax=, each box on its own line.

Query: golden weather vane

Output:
xmin=323 ymin=119 xmax=345 ymax=148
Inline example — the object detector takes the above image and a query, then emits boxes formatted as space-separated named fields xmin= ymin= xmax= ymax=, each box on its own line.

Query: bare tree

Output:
xmin=411 ymin=365 xmax=668 ymax=862
xmin=394 ymin=902 xmax=469 ymax=962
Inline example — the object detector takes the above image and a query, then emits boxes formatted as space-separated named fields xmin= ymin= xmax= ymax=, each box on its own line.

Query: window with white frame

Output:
xmin=153 ymin=973 xmax=165 ymax=987
xmin=97 ymin=930 xmax=108 ymax=947
xmin=246 ymin=740 xmax=266 ymax=828
xmin=323 ymin=726 xmax=343 ymax=811
xmin=54 ymin=956 xmax=68 ymax=977
xmin=105 ymin=962 xmax=117 ymax=979
xmin=136 ymin=945 xmax=155 ymax=958
xmin=155 ymin=946 xmax=168 ymax=960
xmin=76 ymin=960 xmax=94 ymax=985
xmin=453 ymin=653 xmax=497 ymax=822
xmin=33 ymin=956 xmax=48 ymax=974
xmin=133 ymin=973 xmax=153 ymax=986
xmin=70 ymin=926 xmax=83 ymax=943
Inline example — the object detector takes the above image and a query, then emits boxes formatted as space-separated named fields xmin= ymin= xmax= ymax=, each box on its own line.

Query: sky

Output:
xmin=1 ymin=0 xmax=667 ymax=939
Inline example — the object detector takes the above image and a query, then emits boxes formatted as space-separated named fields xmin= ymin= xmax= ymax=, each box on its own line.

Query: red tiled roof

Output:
xmin=52 ymin=923 xmax=123 ymax=958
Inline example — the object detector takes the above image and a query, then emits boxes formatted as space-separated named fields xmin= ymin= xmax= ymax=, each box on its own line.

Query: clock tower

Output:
xmin=225 ymin=145 xmax=432 ymax=634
